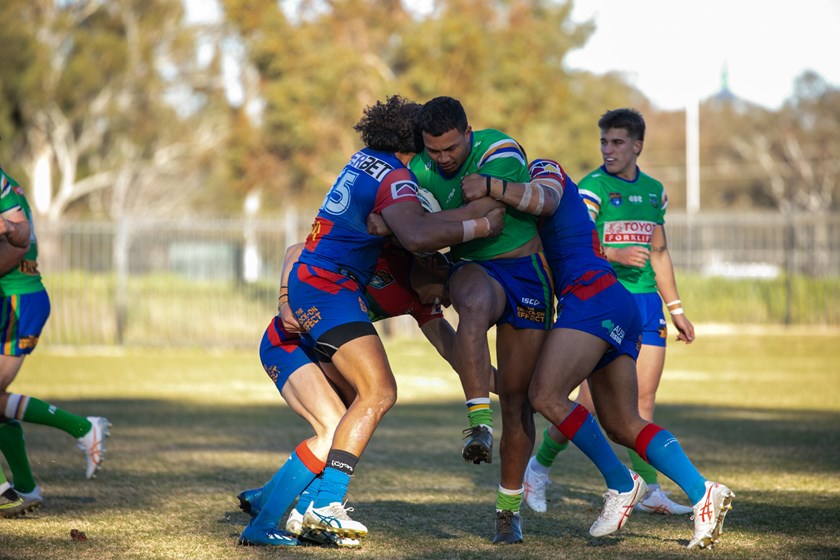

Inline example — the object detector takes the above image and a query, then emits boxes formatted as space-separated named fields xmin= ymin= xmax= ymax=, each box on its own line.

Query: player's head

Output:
xmin=416 ymin=96 xmax=472 ymax=176
xmin=354 ymin=95 xmax=424 ymax=154
xmin=598 ymin=108 xmax=645 ymax=177
xmin=598 ymin=108 xmax=646 ymax=142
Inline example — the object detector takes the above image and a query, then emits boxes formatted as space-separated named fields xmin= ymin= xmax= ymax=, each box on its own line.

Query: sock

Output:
xmin=635 ymin=424 xmax=707 ymax=504
xmin=313 ymin=449 xmax=358 ymax=508
xmin=466 ymin=398 xmax=493 ymax=429
xmin=0 ymin=420 xmax=37 ymax=493
xmin=535 ymin=427 xmax=569 ymax=469
xmin=628 ymin=448 xmax=658 ymax=486
xmin=252 ymin=441 xmax=325 ymax=530
xmin=557 ymin=404 xmax=633 ymax=492
xmin=295 ymin=475 xmax=322 ymax=515
xmin=495 ymin=485 xmax=523 ymax=513
xmin=5 ymin=394 xmax=91 ymax=438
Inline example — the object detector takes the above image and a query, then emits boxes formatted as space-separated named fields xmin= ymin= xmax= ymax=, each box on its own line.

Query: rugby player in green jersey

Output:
xmin=0 ymin=166 xmax=111 ymax=518
xmin=410 ymin=96 xmax=553 ymax=544
xmin=525 ymin=108 xmax=697 ymax=517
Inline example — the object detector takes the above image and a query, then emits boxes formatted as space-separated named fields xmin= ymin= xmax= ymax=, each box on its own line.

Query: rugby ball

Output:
xmin=416 ymin=187 xmax=442 ymax=213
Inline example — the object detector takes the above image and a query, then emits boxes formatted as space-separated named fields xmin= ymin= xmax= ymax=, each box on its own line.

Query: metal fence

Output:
xmin=36 ymin=211 xmax=840 ymax=348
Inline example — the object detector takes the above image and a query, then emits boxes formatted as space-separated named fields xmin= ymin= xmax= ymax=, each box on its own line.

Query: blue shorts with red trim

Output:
xmin=259 ymin=315 xmax=320 ymax=393
xmin=453 ymin=253 xmax=554 ymax=330
xmin=633 ymin=292 xmax=668 ymax=347
xmin=553 ymin=273 xmax=642 ymax=369
xmin=289 ymin=261 xmax=376 ymax=347
xmin=0 ymin=290 xmax=50 ymax=356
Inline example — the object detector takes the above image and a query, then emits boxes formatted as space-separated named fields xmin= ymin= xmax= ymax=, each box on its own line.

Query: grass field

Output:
xmin=2 ymin=326 xmax=839 ymax=559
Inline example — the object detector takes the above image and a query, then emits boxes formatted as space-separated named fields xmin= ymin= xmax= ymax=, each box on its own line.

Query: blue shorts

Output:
xmin=259 ymin=316 xmax=320 ymax=393
xmin=633 ymin=292 xmax=667 ymax=347
xmin=0 ymin=290 xmax=51 ymax=356
xmin=289 ymin=262 xmax=378 ymax=358
xmin=454 ymin=253 xmax=554 ymax=330
xmin=554 ymin=275 xmax=642 ymax=370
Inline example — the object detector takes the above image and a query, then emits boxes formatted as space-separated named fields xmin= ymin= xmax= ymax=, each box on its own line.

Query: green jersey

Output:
xmin=0 ymin=168 xmax=45 ymax=295
xmin=578 ymin=166 xmax=667 ymax=294
xmin=409 ymin=129 xmax=535 ymax=261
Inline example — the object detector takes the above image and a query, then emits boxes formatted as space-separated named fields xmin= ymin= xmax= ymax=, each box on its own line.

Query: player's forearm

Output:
xmin=485 ymin=176 xmax=561 ymax=216
xmin=0 ymin=217 xmax=30 ymax=250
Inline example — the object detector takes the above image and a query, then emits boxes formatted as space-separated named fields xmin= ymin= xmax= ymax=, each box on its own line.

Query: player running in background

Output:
xmin=410 ymin=96 xmax=552 ymax=544
xmin=237 ymin=95 xmax=504 ymax=547
xmin=462 ymin=158 xmax=733 ymax=549
xmin=525 ymin=108 xmax=696 ymax=516
xmin=0 ymin=166 xmax=110 ymax=518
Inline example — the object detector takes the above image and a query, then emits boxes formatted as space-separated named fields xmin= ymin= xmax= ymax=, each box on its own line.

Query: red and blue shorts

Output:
xmin=553 ymin=272 xmax=642 ymax=370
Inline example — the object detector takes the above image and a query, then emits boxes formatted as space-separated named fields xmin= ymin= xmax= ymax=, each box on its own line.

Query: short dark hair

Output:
xmin=416 ymin=96 xmax=469 ymax=137
xmin=598 ymin=108 xmax=646 ymax=142
xmin=354 ymin=95 xmax=424 ymax=153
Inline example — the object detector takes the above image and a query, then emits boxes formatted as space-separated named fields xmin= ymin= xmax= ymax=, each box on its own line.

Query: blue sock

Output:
xmin=313 ymin=467 xmax=351 ymax=508
xmin=557 ymin=404 xmax=633 ymax=492
xmin=637 ymin=425 xmax=707 ymax=504
xmin=295 ymin=476 xmax=322 ymax=515
xmin=252 ymin=450 xmax=318 ymax=530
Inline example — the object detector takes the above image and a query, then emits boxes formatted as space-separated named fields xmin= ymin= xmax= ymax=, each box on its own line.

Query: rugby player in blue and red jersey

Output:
xmin=237 ymin=95 xmax=504 ymax=547
xmin=462 ymin=160 xmax=734 ymax=550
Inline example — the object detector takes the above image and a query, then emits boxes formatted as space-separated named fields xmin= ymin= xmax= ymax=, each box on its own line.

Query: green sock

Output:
xmin=465 ymin=398 xmax=493 ymax=428
xmin=628 ymin=448 xmax=658 ymax=485
xmin=16 ymin=395 xmax=91 ymax=438
xmin=535 ymin=428 xmax=569 ymax=468
xmin=495 ymin=487 xmax=522 ymax=513
xmin=0 ymin=421 xmax=37 ymax=493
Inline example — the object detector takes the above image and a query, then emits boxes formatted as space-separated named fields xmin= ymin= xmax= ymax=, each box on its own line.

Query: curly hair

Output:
xmin=354 ymin=95 xmax=424 ymax=153
xmin=415 ymin=96 xmax=468 ymax=137
xmin=598 ymin=108 xmax=646 ymax=142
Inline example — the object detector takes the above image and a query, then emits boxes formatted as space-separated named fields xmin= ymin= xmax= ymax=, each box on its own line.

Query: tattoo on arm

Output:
xmin=651 ymin=244 xmax=668 ymax=253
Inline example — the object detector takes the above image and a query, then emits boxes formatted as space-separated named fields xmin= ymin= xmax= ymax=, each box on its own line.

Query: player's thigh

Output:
xmin=281 ymin=363 xmax=347 ymax=436
xmin=636 ymin=343 xmax=666 ymax=415
xmin=330 ymin=334 xmax=397 ymax=402
xmin=448 ymin=264 xmax=506 ymax=324
xmin=531 ymin=328 xmax=607 ymax=405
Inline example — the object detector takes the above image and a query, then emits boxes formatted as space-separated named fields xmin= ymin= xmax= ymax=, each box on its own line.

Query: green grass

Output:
xmin=2 ymin=327 xmax=840 ymax=559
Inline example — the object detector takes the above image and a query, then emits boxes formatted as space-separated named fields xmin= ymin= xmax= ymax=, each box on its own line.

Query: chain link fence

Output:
xmin=35 ymin=211 xmax=840 ymax=348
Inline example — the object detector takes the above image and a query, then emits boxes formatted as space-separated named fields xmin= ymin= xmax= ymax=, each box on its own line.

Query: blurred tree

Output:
xmin=223 ymin=0 xmax=644 ymax=208
xmin=0 ymin=0 xmax=229 ymax=222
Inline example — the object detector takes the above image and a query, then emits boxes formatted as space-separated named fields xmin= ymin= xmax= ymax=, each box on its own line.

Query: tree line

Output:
xmin=1 ymin=0 xmax=837 ymax=224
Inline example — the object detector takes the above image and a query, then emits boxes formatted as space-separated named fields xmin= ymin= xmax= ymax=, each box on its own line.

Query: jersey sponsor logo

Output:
xmin=391 ymin=179 xmax=419 ymax=201
xmin=520 ymin=297 xmax=542 ymax=307
xmin=649 ymin=193 xmax=661 ymax=208
xmin=609 ymin=192 xmax=622 ymax=206
xmin=329 ymin=459 xmax=355 ymax=474
xmin=601 ymin=319 xmax=625 ymax=345
xmin=628 ymin=194 xmax=644 ymax=204
xmin=367 ymin=269 xmax=396 ymax=290
xmin=516 ymin=305 xmax=545 ymax=324
xmin=602 ymin=220 xmax=656 ymax=244
xmin=349 ymin=152 xmax=395 ymax=181
xmin=263 ymin=364 xmax=280 ymax=384
xmin=358 ymin=295 xmax=368 ymax=314
xmin=18 ymin=335 xmax=40 ymax=350
xmin=322 ymin=169 xmax=357 ymax=215
xmin=19 ymin=260 xmax=39 ymax=276
xmin=295 ymin=305 xmax=322 ymax=333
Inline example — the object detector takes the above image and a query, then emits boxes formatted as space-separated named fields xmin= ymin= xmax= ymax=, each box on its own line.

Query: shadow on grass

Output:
xmin=14 ymin=397 xmax=840 ymax=555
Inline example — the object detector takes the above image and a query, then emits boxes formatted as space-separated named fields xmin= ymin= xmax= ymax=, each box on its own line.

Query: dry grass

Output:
xmin=2 ymin=328 xmax=839 ymax=559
